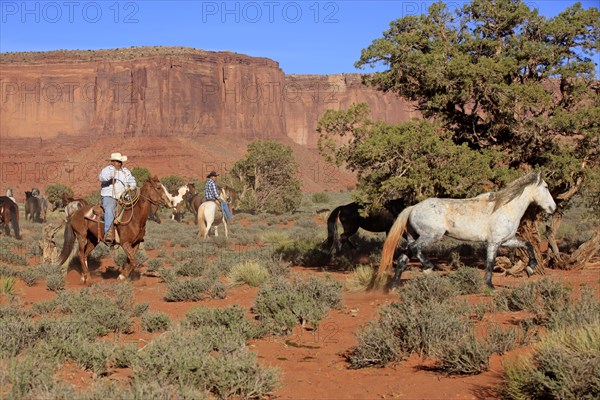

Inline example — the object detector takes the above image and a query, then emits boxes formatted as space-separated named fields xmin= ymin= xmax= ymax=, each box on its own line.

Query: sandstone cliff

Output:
xmin=0 ymin=47 xmax=416 ymax=195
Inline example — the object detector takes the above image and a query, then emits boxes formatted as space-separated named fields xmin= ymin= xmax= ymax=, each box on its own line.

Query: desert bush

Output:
xmin=312 ymin=192 xmax=330 ymax=203
xmin=255 ymin=275 xmax=342 ymax=334
xmin=132 ymin=326 xmax=279 ymax=398
xmin=227 ymin=261 xmax=270 ymax=287
xmin=0 ymin=264 xmax=18 ymax=277
xmin=273 ymin=237 xmax=331 ymax=267
xmin=133 ymin=302 xmax=150 ymax=317
xmin=0 ymin=315 xmax=40 ymax=356
xmin=399 ymin=273 xmax=459 ymax=304
xmin=164 ymin=277 xmax=223 ymax=302
xmin=2 ymin=353 xmax=62 ymax=399
xmin=502 ymin=321 xmax=600 ymax=400
xmin=345 ymin=265 xmax=376 ymax=292
xmin=448 ymin=265 xmax=484 ymax=295
xmin=347 ymin=299 xmax=468 ymax=368
xmin=112 ymin=342 xmax=138 ymax=368
xmin=174 ymin=258 xmax=206 ymax=277
xmin=141 ymin=311 xmax=171 ymax=333
xmin=487 ymin=324 xmax=522 ymax=355
xmin=184 ymin=305 xmax=265 ymax=340
xmin=433 ymin=331 xmax=492 ymax=375
xmin=45 ymin=273 xmax=65 ymax=292
xmin=18 ymin=268 xmax=39 ymax=286
xmin=544 ymin=287 xmax=600 ymax=331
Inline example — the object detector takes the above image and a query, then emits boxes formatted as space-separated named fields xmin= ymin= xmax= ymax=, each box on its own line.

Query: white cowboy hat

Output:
xmin=108 ymin=152 xmax=128 ymax=162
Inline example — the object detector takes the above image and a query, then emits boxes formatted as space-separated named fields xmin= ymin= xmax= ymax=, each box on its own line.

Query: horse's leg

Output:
xmin=223 ymin=218 xmax=228 ymax=238
xmin=76 ymin=235 xmax=90 ymax=284
xmin=392 ymin=232 xmax=415 ymax=284
xmin=484 ymin=242 xmax=501 ymax=289
xmin=501 ymin=238 xmax=538 ymax=277
xmin=407 ymin=230 xmax=442 ymax=272
xmin=81 ymin=239 xmax=96 ymax=284
xmin=119 ymin=242 xmax=139 ymax=280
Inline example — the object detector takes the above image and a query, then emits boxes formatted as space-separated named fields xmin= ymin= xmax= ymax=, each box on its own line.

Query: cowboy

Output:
xmin=99 ymin=152 xmax=136 ymax=244
xmin=204 ymin=171 xmax=232 ymax=220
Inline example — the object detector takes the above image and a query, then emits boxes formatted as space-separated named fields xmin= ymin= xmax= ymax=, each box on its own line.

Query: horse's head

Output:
xmin=187 ymin=183 xmax=197 ymax=195
xmin=531 ymin=173 xmax=557 ymax=214
xmin=145 ymin=177 xmax=173 ymax=208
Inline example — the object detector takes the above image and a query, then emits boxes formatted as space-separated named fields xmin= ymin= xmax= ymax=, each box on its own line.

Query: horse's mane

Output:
xmin=489 ymin=171 xmax=541 ymax=212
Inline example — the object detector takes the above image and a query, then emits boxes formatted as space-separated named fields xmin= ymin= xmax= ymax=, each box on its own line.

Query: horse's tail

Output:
xmin=372 ymin=206 xmax=414 ymax=289
xmin=197 ymin=205 xmax=207 ymax=238
xmin=58 ymin=221 xmax=76 ymax=266
xmin=9 ymin=202 xmax=20 ymax=240
xmin=326 ymin=206 xmax=342 ymax=252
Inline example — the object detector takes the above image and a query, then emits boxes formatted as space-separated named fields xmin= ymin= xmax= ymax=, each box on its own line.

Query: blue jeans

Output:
xmin=222 ymin=201 xmax=232 ymax=221
xmin=102 ymin=196 xmax=117 ymax=234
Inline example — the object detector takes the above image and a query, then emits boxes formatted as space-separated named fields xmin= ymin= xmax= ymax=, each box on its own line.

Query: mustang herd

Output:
xmin=0 ymin=172 xmax=557 ymax=289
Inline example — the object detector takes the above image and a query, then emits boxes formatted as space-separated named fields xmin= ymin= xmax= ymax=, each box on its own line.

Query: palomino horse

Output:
xmin=376 ymin=172 xmax=556 ymax=289
xmin=57 ymin=176 xmax=172 ymax=283
xmin=0 ymin=196 xmax=21 ymax=239
xmin=197 ymin=188 xmax=231 ymax=238
xmin=326 ymin=199 xmax=406 ymax=254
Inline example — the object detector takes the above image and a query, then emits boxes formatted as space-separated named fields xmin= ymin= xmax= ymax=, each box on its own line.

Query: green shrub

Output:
xmin=18 ymin=268 xmax=39 ymax=286
xmin=255 ymin=275 xmax=342 ymax=334
xmin=133 ymin=303 xmax=150 ymax=317
xmin=347 ymin=299 xmax=469 ymax=368
xmin=399 ymin=273 xmax=459 ymax=304
xmin=227 ymin=261 xmax=270 ymax=287
xmin=184 ymin=305 xmax=265 ymax=339
xmin=141 ymin=311 xmax=171 ymax=333
xmin=164 ymin=277 xmax=222 ymax=302
xmin=311 ymin=192 xmax=330 ymax=203
xmin=433 ymin=331 xmax=492 ymax=375
xmin=0 ymin=315 xmax=40 ymax=356
xmin=132 ymin=326 xmax=279 ymax=398
xmin=448 ymin=265 xmax=484 ymax=295
xmin=503 ymin=322 xmax=600 ymax=400
xmin=45 ymin=273 xmax=65 ymax=292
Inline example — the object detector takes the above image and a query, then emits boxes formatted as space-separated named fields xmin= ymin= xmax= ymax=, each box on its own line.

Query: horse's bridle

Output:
xmin=141 ymin=181 xmax=170 ymax=207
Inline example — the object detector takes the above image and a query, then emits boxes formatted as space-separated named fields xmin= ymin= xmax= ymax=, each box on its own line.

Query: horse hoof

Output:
xmin=80 ymin=276 xmax=86 ymax=283
xmin=525 ymin=266 xmax=534 ymax=277
xmin=422 ymin=268 xmax=433 ymax=275
xmin=118 ymin=274 xmax=126 ymax=281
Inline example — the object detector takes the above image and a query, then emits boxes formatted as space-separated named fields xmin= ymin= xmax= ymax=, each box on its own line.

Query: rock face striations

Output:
xmin=1 ymin=47 xmax=415 ymax=146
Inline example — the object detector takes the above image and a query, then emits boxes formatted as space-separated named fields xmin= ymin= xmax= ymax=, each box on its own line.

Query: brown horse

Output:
xmin=0 ymin=196 xmax=21 ymax=239
xmin=57 ymin=176 xmax=172 ymax=283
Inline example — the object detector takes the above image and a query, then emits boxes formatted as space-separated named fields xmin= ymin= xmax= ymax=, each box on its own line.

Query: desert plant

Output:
xmin=141 ymin=311 xmax=171 ymax=333
xmin=227 ymin=261 xmax=270 ymax=287
xmin=45 ymin=273 xmax=65 ymax=292
xmin=345 ymin=265 xmax=376 ymax=292
xmin=255 ymin=275 xmax=342 ymax=334
xmin=18 ymin=268 xmax=39 ymax=286
xmin=164 ymin=277 xmax=222 ymax=302
xmin=0 ymin=276 xmax=16 ymax=296
xmin=433 ymin=331 xmax=492 ymax=375
xmin=448 ymin=265 xmax=484 ymax=295
xmin=502 ymin=322 xmax=600 ymax=400
xmin=311 ymin=192 xmax=330 ymax=203
xmin=184 ymin=305 xmax=265 ymax=340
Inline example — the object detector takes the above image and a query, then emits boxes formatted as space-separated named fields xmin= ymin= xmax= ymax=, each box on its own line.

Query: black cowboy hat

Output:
xmin=207 ymin=171 xmax=219 ymax=178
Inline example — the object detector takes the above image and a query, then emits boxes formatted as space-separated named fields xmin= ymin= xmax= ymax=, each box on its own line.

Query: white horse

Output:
xmin=196 ymin=188 xmax=230 ymax=239
xmin=377 ymin=171 xmax=556 ymax=289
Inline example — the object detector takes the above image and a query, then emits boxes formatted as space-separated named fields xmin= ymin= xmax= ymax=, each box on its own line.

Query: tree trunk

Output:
xmin=515 ymin=207 xmax=546 ymax=275
xmin=566 ymin=227 xmax=600 ymax=269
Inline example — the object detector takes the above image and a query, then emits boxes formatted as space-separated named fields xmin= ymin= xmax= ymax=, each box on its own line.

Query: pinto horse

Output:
xmin=376 ymin=172 xmax=556 ymax=289
xmin=0 ymin=196 xmax=21 ymax=239
xmin=326 ymin=199 xmax=406 ymax=254
xmin=57 ymin=176 xmax=172 ymax=283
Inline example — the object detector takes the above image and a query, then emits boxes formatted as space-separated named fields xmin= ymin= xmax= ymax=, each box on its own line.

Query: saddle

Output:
xmin=83 ymin=204 xmax=125 ymax=244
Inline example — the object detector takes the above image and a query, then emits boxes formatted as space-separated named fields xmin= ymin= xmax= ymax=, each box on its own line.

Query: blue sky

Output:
xmin=1 ymin=1 xmax=598 ymax=74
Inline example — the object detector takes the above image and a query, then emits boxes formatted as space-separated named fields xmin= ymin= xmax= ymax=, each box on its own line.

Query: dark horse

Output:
xmin=57 ymin=176 xmax=172 ymax=283
xmin=326 ymin=199 xmax=406 ymax=254
xmin=25 ymin=190 xmax=48 ymax=223
xmin=0 ymin=196 xmax=21 ymax=239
